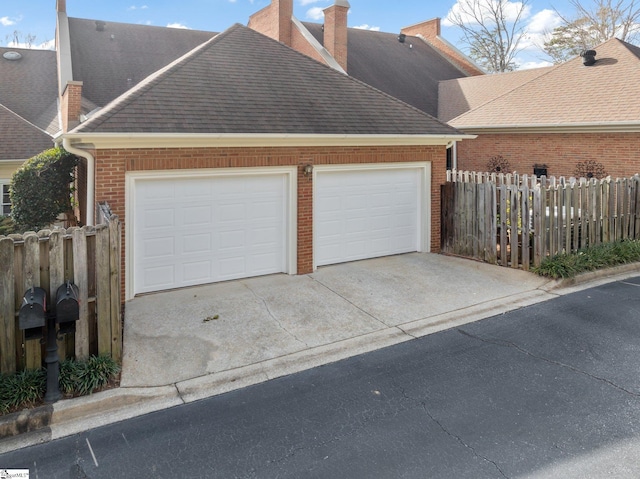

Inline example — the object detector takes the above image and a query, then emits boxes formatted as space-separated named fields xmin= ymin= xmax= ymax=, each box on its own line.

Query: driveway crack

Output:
xmin=457 ymin=329 xmax=640 ymax=398
xmin=243 ymin=283 xmax=308 ymax=347
xmin=308 ymin=276 xmax=388 ymax=328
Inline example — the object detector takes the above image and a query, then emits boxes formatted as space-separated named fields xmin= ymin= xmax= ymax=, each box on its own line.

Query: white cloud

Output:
xmin=1 ymin=16 xmax=18 ymax=27
xmin=128 ymin=5 xmax=149 ymax=11
xmin=527 ymin=9 xmax=562 ymax=34
xmin=443 ymin=0 xmax=531 ymax=27
xmin=306 ymin=7 xmax=324 ymax=20
xmin=38 ymin=39 xmax=55 ymax=50
xmin=167 ymin=22 xmax=190 ymax=29
xmin=517 ymin=59 xmax=553 ymax=69
xmin=353 ymin=24 xmax=380 ymax=31
xmin=299 ymin=0 xmax=326 ymax=5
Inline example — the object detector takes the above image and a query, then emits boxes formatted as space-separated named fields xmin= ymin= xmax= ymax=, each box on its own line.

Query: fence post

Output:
xmin=0 ymin=237 xmax=16 ymax=374
xmin=72 ymin=227 xmax=90 ymax=360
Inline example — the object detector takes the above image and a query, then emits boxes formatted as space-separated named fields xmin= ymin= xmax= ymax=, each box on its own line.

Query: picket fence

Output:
xmin=441 ymin=170 xmax=640 ymax=269
xmin=0 ymin=206 xmax=121 ymax=374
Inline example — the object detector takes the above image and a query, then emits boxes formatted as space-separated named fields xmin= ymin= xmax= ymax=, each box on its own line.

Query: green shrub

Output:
xmin=10 ymin=146 xmax=78 ymax=231
xmin=533 ymin=239 xmax=640 ymax=279
xmin=0 ymin=355 xmax=120 ymax=415
xmin=59 ymin=355 xmax=120 ymax=397
xmin=0 ymin=369 xmax=46 ymax=414
xmin=0 ymin=215 xmax=18 ymax=235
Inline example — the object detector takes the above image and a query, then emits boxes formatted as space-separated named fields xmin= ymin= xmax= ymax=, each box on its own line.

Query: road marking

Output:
xmin=86 ymin=438 xmax=99 ymax=467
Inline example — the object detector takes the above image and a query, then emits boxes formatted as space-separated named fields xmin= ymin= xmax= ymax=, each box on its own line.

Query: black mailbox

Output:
xmin=56 ymin=281 xmax=80 ymax=324
xmin=19 ymin=286 xmax=47 ymax=340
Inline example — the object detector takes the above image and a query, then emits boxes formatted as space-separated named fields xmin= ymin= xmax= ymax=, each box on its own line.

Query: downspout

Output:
xmin=61 ymin=138 xmax=95 ymax=226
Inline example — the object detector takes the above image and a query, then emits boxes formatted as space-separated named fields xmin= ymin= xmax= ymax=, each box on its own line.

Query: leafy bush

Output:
xmin=533 ymin=239 xmax=640 ymax=279
xmin=0 ymin=369 xmax=46 ymax=414
xmin=59 ymin=355 xmax=120 ymax=397
xmin=0 ymin=215 xmax=18 ymax=235
xmin=0 ymin=355 xmax=120 ymax=415
xmin=10 ymin=146 xmax=78 ymax=231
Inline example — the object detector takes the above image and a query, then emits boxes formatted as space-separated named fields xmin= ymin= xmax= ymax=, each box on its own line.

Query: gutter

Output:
xmin=59 ymin=138 xmax=95 ymax=226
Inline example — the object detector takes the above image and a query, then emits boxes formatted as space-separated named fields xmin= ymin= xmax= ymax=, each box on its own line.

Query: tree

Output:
xmin=544 ymin=0 xmax=640 ymax=63
xmin=10 ymin=147 xmax=78 ymax=232
xmin=447 ymin=0 xmax=531 ymax=72
xmin=3 ymin=30 xmax=38 ymax=48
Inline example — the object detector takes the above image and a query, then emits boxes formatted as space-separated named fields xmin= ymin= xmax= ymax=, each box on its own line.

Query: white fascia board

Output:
xmin=61 ymin=133 xmax=477 ymax=149
xmin=452 ymin=122 xmax=640 ymax=134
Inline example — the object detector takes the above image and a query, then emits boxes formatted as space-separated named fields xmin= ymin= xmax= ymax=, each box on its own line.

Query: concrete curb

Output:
xmin=2 ymin=262 xmax=639 ymax=455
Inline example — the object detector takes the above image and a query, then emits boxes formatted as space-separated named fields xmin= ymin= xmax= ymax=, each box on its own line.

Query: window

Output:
xmin=1 ymin=182 xmax=11 ymax=216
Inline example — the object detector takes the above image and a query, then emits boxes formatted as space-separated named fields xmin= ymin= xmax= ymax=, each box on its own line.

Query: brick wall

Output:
xmin=61 ymin=81 xmax=83 ymax=133
xmin=94 ymin=144 xmax=446 ymax=297
xmin=323 ymin=4 xmax=348 ymax=72
xmin=457 ymin=132 xmax=640 ymax=179
xmin=248 ymin=0 xmax=292 ymax=46
xmin=291 ymin=27 xmax=327 ymax=65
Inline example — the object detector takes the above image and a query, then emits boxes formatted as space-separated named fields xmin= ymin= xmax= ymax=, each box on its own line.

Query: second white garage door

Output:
xmin=314 ymin=165 xmax=427 ymax=266
xmin=132 ymin=172 xmax=290 ymax=295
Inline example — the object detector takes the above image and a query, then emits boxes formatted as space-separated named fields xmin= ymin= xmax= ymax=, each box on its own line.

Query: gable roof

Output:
xmin=68 ymin=17 xmax=217 ymax=108
xmin=438 ymin=67 xmax=551 ymax=122
xmin=448 ymin=38 xmax=640 ymax=131
xmin=71 ymin=24 xmax=463 ymax=137
xmin=0 ymin=47 xmax=58 ymax=133
xmin=302 ymin=22 xmax=471 ymax=117
xmin=0 ymin=104 xmax=53 ymax=160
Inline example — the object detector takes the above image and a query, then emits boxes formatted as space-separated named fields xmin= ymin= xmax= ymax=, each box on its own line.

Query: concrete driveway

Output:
xmin=122 ymin=253 xmax=552 ymax=389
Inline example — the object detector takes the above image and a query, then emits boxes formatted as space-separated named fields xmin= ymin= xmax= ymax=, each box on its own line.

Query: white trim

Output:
xmin=291 ymin=16 xmax=346 ymax=74
xmin=61 ymin=133 xmax=475 ymax=150
xmin=312 ymin=162 xmax=431 ymax=270
xmin=452 ymin=122 xmax=640 ymax=134
xmin=125 ymin=166 xmax=297 ymax=300
xmin=0 ymin=180 xmax=11 ymax=216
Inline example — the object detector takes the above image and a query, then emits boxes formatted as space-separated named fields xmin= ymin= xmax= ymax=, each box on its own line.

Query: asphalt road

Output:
xmin=2 ymin=277 xmax=640 ymax=478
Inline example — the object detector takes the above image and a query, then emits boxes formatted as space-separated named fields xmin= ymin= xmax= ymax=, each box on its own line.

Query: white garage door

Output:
xmin=133 ymin=173 xmax=288 ymax=294
xmin=315 ymin=167 xmax=424 ymax=266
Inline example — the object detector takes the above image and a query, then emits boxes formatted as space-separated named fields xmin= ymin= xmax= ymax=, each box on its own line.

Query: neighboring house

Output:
xmin=439 ymin=38 xmax=640 ymax=179
xmin=55 ymin=1 xmax=472 ymax=299
xmin=248 ymin=0 xmax=483 ymax=119
xmin=0 ymin=47 xmax=58 ymax=214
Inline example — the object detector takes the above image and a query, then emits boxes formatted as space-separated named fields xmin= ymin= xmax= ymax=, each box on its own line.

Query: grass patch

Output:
xmin=0 ymin=355 xmax=120 ymax=415
xmin=533 ymin=239 xmax=640 ymax=279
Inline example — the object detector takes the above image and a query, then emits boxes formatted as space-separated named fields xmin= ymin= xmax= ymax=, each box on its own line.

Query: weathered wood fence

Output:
xmin=441 ymin=170 xmax=640 ymax=270
xmin=0 ymin=206 xmax=121 ymax=375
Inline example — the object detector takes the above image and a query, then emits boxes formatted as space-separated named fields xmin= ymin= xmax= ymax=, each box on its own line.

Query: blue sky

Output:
xmin=1 ymin=0 xmax=577 ymax=69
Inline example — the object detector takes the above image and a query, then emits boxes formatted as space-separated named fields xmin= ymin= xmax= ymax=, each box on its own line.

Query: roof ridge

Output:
xmin=0 ymin=103 xmax=52 ymax=137
xmin=72 ymin=25 xmax=237 ymax=132
xmin=68 ymin=16 xmax=216 ymax=35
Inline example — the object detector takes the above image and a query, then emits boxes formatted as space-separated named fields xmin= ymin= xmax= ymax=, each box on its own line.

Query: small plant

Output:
xmin=0 ymin=369 xmax=46 ymax=414
xmin=59 ymin=355 xmax=120 ymax=397
xmin=533 ymin=239 xmax=640 ymax=279
xmin=0 ymin=355 xmax=120 ymax=415
xmin=0 ymin=215 xmax=18 ymax=235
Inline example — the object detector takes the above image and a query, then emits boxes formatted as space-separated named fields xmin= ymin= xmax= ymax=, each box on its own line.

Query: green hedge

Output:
xmin=10 ymin=146 xmax=78 ymax=232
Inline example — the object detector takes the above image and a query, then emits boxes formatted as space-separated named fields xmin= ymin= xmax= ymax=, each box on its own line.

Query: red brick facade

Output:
xmin=61 ymin=81 xmax=83 ymax=133
xmin=92 ymin=144 xmax=446 ymax=297
xmin=456 ymin=132 xmax=640 ymax=179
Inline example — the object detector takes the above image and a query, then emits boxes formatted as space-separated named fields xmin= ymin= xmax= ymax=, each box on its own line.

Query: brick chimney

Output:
xmin=61 ymin=81 xmax=83 ymax=133
xmin=57 ymin=0 xmax=66 ymax=13
xmin=248 ymin=0 xmax=293 ymax=46
xmin=323 ymin=0 xmax=350 ymax=72
xmin=401 ymin=18 xmax=484 ymax=76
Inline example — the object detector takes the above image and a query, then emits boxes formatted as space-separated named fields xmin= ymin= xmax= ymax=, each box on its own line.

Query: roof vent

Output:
xmin=96 ymin=20 xmax=106 ymax=32
xmin=398 ymin=33 xmax=406 ymax=43
xmin=3 ymin=51 xmax=22 ymax=61
xmin=581 ymin=49 xmax=597 ymax=66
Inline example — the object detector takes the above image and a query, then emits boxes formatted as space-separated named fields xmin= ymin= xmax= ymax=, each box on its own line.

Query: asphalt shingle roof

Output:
xmin=448 ymin=38 xmax=640 ymax=129
xmin=73 ymin=24 xmax=462 ymax=136
xmin=303 ymin=22 xmax=469 ymax=117
xmin=0 ymin=104 xmax=53 ymax=160
xmin=0 ymin=47 xmax=58 ymax=132
xmin=68 ymin=18 xmax=217 ymax=108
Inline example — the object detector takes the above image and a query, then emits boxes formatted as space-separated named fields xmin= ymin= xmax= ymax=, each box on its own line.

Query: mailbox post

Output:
xmin=18 ymin=282 xmax=80 ymax=404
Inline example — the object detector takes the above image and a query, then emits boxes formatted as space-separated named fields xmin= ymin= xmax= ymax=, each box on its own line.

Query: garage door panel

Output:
xmin=134 ymin=174 xmax=288 ymax=294
xmin=315 ymin=168 xmax=422 ymax=266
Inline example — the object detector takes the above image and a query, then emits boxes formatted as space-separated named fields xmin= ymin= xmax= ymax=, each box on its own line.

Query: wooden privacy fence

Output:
xmin=0 ymin=209 xmax=121 ymax=375
xmin=441 ymin=170 xmax=640 ymax=270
